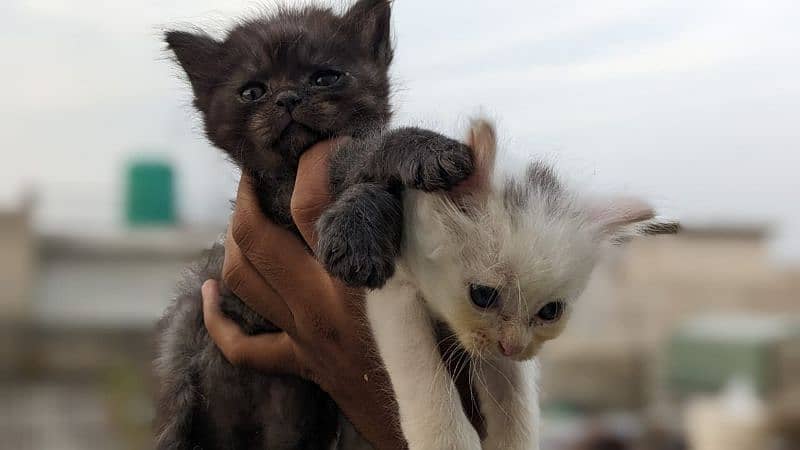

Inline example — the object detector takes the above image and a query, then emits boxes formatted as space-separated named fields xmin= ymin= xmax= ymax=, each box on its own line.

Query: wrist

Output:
xmin=330 ymin=369 xmax=406 ymax=449
xmin=340 ymin=398 xmax=405 ymax=450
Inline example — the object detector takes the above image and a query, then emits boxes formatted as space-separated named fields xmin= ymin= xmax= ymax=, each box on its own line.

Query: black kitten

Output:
xmin=155 ymin=1 xmax=472 ymax=449
xmin=165 ymin=0 xmax=393 ymax=227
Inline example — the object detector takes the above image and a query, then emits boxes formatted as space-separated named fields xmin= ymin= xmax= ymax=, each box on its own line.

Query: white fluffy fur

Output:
xmin=366 ymin=119 xmax=677 ymax=450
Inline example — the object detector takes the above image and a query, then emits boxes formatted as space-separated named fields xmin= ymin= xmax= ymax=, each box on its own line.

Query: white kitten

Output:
xmin=366 ymin=119 xmax=678 ymax=450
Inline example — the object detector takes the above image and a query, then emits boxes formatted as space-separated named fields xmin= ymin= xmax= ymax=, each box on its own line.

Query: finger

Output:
xmin=230 ymin=173 xmax=327 ymax=295
xmin=202 ymin=279 xmax=299 ymax=375
xmin=291 ymin=138 xmax=349 ymax=249
xmin=236 ymin=332 xmax=300 ymax=375
xmin=222 ymin=228 xmax=295 ymax=334
xmin=231 ymin=173 xmax=310 ymax=261
xmin=202 ymin=279 xmax=245 ymax=342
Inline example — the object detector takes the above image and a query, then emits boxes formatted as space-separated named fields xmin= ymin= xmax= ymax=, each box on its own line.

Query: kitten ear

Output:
xmin=165 ymin=30 xmax=223 ymax=106
xmin=344 ymin=0 xmax=393 ymax=66
xmin=467 ymin=119 xmax=498 ymax=170
xmin=588 ymin=196 xmax=680 ymax=244
xmin=452 ymin=118 xmax=497 ymax=201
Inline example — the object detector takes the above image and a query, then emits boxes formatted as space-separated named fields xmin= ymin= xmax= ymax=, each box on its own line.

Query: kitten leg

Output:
xmin=473 ymin=358 xmax=540 ymax=450
xmin=317 ymin=182 xmax=402 ymax=289
xmin=375 ymin=127 xmax=474 ymax=191
xmin=332 ymin=128 xmax=474 ymax=193
xmin=367 ymin=279 xmax=481 ymax=450
xmin=322 ymin=130 xmax=473 ymax=289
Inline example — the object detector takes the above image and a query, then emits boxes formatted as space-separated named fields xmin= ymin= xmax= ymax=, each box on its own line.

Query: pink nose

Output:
xmin=499 ymin=340 xmax=520 ymax=357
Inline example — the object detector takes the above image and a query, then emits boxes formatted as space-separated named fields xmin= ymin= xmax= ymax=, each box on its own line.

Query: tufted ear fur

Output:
xmin=588 ymin=196 xmax=680 ymax=244
xmin=165 ymin=30 xmax=223 ymax=109
xmin=343 ymin=0 xmax=394 ymax=67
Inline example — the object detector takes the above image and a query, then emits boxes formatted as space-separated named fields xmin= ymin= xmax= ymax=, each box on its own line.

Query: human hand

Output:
xmin=202 ymin=139 xmax=406 ymax=449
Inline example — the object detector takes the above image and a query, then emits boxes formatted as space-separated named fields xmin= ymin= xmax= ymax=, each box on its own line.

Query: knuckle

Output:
xmin=290 ymin=198 xmax=317 ymax=225
xmin=224 ymin=341 xmax=245 ymax=367
xmin=221 ymin=261 xmax=243 ymax=292
xmin=221 ymin=345 xmax=239 ymax=366
xmin=230 ymin=218 xmax=256 ymax=255
xmin=247 ymin=252 xmax=283 ymax=280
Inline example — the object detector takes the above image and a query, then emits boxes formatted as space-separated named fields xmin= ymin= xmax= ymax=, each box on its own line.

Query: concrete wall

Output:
xmin=539 ymin=228 xmax=800 ymax=409
xmin=34 ymin=230 xmax=221 ymax=327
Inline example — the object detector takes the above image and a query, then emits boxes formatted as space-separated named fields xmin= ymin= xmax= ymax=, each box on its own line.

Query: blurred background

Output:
xmin=1 ymin=0 xmax=798 ymax=449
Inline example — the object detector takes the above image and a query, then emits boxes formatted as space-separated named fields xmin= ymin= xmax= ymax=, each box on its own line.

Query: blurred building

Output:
xmin=554 ymin=225 xmax=798 ymax=347
xmin=0 ymin=203 xmax=34 ymax=323
xmin=36 ymin=229 xmax=218 ymax=328
xmin=540 ymin=226 xmax=800 ymax=449
xmin=0 ymin=196 xmax=219 ymax=450
xmin=0 ymin=203 xmax=36 ymax=385
xmin=1 ymin=211 xmax=798 ymax=449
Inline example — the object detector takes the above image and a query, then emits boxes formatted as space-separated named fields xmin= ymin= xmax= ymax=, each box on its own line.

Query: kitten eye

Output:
xmin=311 ymin=69 xmax=343 ymax=87
xmin=469 ymin=284 xmax=500 ymax=309
xmin=240 ymin=83 xmax=266 ymax=102
xmin=535 ymin=301 xmax=565 ymax=323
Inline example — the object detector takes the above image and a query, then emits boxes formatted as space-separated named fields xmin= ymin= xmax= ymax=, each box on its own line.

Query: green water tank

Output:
xmin=125 ymin=160 xmax=176 ymax=226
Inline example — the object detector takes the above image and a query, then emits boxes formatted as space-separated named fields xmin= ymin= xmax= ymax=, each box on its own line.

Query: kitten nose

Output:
xmin=275 ymin=90 xmax=301 ymax=112
xmin=499 ymin=339 xmax=521 ymax=357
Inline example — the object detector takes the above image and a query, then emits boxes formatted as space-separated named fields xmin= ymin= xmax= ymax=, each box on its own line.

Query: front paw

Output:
xmin=400 ymin=139 xmax=473 ymax=192
xmin=318 ymin=213 xmax=396 ymax=289
xmin=316 ymin=185 xmax=401 ymax=289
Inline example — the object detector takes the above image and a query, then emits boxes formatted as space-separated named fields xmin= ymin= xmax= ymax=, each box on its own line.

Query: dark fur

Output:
xmin=156 ymin=1 xmax=473 ymax=449
xmin=322 ymin=128 xmax=473 ymax=287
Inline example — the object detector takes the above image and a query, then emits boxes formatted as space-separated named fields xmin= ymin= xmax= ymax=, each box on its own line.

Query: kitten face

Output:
xmin=166 ymin=0 xmax=393 ymax=173
xmin=402 ymin=120 xmax=679 ymax=362
xmin=404 ymin=185 xmax=597 ymax=362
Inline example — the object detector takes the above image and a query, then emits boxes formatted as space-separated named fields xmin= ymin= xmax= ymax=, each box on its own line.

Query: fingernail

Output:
xmin=202 ymin=279 xmax=218 ymax=297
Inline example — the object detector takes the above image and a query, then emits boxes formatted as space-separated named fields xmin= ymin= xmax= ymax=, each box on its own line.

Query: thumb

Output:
xmin=202 ymin=279 xmax=299 ymax=375
xmin=290 ymin=138 xmax=349 ymax=249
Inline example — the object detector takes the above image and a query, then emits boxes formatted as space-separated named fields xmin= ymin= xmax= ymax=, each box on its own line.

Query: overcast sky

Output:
xmin=1 ymin=0 xmax=798 ymax=260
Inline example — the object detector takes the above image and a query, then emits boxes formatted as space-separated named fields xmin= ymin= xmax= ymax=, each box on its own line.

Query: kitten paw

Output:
xmin=401 ymin=140 xmax=474 ymax=192
xmin=316 ymin=185 xmax=401 ymax=289
xmin=318 ymin=215 xmax=396 ymax=289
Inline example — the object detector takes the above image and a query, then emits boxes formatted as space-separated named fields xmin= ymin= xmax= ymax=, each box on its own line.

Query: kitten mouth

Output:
xmin=274 ymin=121 xmax=322 ymax=159
xmin=275 ymin=115 xmax=293 ymax=133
